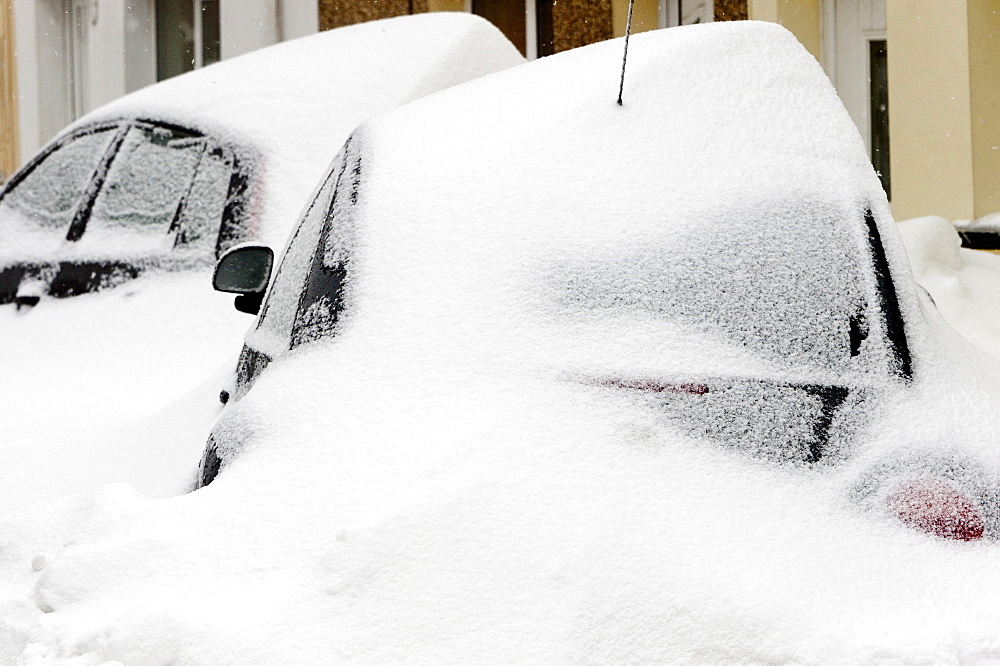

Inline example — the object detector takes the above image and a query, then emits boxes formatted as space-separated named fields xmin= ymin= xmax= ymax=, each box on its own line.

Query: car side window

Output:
xmin=82 ymin=125 xmax=206 ymax=254
xmin=290 ymin=141 xmax=362 ymax=348
xmin=0 ymin=127 xmax=118 ymax=236
xmin=249 ymin=148 xmax=345 ymax=354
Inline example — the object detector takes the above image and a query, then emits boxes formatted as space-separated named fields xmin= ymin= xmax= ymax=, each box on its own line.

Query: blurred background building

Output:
xmin=1 ymin=0 xmax=997 ymax=222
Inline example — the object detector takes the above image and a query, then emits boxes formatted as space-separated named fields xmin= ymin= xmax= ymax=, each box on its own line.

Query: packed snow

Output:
xmin=898 ymin=215 xmax=1000 ymax=360
xmin=1 ymin=20 xmax=1000 ymax=664
xmin=0 ymin=273 xmax=244 ymax=507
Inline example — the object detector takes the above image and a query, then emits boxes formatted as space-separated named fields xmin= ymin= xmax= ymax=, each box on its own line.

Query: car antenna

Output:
xmin=616 ymin=0 xmax=636 ymax=106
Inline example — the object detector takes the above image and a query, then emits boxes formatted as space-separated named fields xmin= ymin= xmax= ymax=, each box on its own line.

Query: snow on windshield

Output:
xmin=0 ymin=124 xmax=236 ymax=265
xmin=0 ymin=13 xmax=524 ymax=274
xmin=0 ymin=128 xmax=117 ymax=261
xmin=78 ymin=126 xmax=206 ymax=258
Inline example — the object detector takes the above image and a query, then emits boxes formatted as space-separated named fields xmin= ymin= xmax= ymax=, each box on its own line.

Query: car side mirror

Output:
xmin=214 ymin=243 xmax=273 ymax=315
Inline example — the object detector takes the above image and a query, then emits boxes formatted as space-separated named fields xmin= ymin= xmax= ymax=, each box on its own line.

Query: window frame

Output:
xmin=1 ymin=118 xmax=247 ymax=258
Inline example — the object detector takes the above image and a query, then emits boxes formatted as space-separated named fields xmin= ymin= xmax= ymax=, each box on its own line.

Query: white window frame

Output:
xmin=820 ymin=0 xmax=886 ymax=159
xmin=660 ymin=0 xmax=712 ymax=28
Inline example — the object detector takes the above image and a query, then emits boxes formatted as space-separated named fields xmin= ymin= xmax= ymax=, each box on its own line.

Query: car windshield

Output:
xmin=78 ymin=125 xmax=207 ymax=257
xmin=0 ymin=122 xmax=234 ymax=263
xmin=0 ymin=127 xmax=118 ymax=256
xmin=173 ymin=146 xmax=233 ymax=251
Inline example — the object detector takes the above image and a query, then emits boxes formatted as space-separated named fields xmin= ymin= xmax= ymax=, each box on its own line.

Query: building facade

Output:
xmin=1 ymin=0 xmax=998 ymax=222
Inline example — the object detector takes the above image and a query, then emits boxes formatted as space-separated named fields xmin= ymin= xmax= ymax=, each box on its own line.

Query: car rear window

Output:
xmin=550 ymin=202 xmax=886 ymax=379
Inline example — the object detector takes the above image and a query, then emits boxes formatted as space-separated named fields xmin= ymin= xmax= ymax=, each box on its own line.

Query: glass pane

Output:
xmin=84 ymin=125 xmax=204 ymax=254
xmin=555 ymin=203 xmax=875 ymax=375
xmin=0 ymin=128 xmax=116 ymax=245
xmin=201 ymin=0 xmax=221 ymax=66
xmin=252 ymin=151 xmax=343 ymax=350
xmin=288 ymin=146 xmax=363 ymax=348
xmin=156 ymin=0 xmax=195 ymax=81
xmin=869 ymin=40 xmax=891 ymax=199
xmin=472 ymin=0 xmax=527 ymax=56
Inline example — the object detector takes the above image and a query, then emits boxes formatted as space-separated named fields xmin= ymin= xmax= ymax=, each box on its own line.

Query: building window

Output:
xmin=156 ymin=0 xmax=221 ymax=81
xmin=869 ymin=39 xmax=890 ymax=199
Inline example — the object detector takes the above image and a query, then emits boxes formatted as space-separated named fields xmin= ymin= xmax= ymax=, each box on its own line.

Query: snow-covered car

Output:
xmin=8 ymin=21 xmax=1000 ymax=664
xmin=0 ymin=13 xmax=523 ymax=308
xmin=201 ymin=18 xmax=1000 ymax=546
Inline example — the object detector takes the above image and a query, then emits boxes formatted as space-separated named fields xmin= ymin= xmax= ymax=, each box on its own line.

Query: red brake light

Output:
xmin=885 ymin=478 xmax=984 ymax=541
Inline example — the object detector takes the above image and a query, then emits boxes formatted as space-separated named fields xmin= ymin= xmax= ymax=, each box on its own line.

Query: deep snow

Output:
xmin=1 ymin=20 xmax=1000 ymax=664
xmin=0 ymin=11 xmax=524 ymax=508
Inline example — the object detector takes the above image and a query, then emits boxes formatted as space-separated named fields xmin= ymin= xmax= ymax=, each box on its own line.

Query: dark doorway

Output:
xmin=156 ymin=0 xmax=221 ymax=82
xmin=473 ymin=0 xmax=527 ymax=56
xmin=869 ymin=39 xmax=890 ymax=199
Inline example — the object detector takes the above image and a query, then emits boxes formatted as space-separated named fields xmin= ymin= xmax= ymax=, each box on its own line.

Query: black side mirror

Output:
xmin=214 ymin=244 xmax=273 ymax=315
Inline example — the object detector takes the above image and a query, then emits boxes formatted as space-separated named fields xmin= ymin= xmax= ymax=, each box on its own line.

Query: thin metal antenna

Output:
xmin=617 ymin=0 xmax=636 ymax=106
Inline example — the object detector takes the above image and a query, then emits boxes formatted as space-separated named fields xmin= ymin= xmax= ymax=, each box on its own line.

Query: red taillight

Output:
xmin=885 ymin=478 xmax=984 ymax=541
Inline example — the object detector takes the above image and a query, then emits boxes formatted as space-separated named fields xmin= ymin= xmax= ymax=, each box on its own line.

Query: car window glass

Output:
xmin=174 ymin=147 xmax=233 ymax=252
xmin=0 ymin=128 xmax=117 ymax=240
xmin=321 ymin=150 xmax=362 ymax=270
xmin=288 ymin=146 xmax=362 ymax=347
xmin=250 ymin=151 xmax=343 ymax=352
xmin=83 ymin=125 xmax=205 ymax=255
xmin=554 ymin=203 xmax=881 ymax=377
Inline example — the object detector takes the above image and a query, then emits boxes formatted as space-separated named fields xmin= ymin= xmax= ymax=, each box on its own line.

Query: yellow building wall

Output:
xmin=0 ymin=0 xmax=18 ymax=182
xmin=968 ymin=0 xmax=1000 ymax=218
xmin=748 ymin=0 xmax=820 ymax=62
xmin=426 ymin=0 xmax=464 ymax=10
xmin=887 ymin=0 xmax=975 ymax=221
xmin=612 ymin=0 xmax=658 ymax=38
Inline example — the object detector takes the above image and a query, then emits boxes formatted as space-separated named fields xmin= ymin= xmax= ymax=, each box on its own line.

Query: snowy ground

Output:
xmin=0 ymin=271 xmax=245 ymax=509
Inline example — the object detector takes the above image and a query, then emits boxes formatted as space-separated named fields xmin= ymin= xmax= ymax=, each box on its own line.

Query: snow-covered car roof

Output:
xmin=72 ymin=12 xmax=524 ymax=248
xmin=7 ymin=20 xmax=1000 ymax=663
xmin=301 ymin=18 xmax=909 ymax=395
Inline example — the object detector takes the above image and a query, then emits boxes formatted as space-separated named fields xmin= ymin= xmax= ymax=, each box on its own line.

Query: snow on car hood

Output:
xmin=4 ymin=21 xmax=1000 ymax=663
xmin=56 ymin=12 xmax=525 ymax=249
